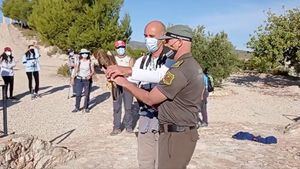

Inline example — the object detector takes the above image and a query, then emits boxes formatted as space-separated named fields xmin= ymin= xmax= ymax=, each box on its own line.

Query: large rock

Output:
xmin=0 ymin=134 xmax=77 ymax=169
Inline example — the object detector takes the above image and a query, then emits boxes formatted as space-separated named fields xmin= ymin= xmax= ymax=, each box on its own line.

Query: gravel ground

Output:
xmin=1 ymin=23 xmax=299 ymax=169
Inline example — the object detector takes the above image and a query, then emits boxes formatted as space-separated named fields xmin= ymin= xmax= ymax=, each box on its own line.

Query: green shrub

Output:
xmin=244 ymin=56 xmax=280 ymax=73
xmin=192 ymin=26 xmax=239 ymax=86
xmin=271 ymin=67 xmax=289 ymax=76
xmin=247 ymin=8 xmax=300 ymax=74
xmin=126 ymin=47 xmax=146 ymax=59
xmin=57 ymin=64 xmax=70 ymax=77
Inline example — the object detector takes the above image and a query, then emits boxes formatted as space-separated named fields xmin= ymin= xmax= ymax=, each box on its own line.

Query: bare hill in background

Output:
xmin=128 ymin=40 xmax=146 ymax=50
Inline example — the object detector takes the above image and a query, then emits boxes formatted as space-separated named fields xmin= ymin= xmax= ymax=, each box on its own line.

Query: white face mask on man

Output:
xmin=5 ymin=51 xmax=11 ymax=56
xmin=116 ymin=47 xmax=125 ymax=56
xmin=145 ymin=37 xmax=159 ymax=53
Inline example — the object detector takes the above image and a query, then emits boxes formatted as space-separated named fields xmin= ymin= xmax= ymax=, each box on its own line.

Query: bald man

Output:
xmin=107 ymin=20 xmax=175 ymax=169
xmin=110 ymin=25 xmax=205 ymax=169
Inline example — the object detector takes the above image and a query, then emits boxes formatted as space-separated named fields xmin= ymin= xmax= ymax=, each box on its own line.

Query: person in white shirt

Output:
xmin=110 ymin=40 xmax=135 ymax=135
xmin=67 ymin=49 xmax=78 ymax=97
xmin=106 ymin=21 xmax=174 ymax=169
xmin=0 ymin=47 xmax=17 ymax=99
xmin=22 ymin=45 xmax=41 ymax=99
xmin=71 ymin=49 xmax=95 ymax=113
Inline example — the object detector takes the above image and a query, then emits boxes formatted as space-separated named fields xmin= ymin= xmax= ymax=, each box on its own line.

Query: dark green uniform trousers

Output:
xmin=158 ymin=128 xmax=199 ymax=169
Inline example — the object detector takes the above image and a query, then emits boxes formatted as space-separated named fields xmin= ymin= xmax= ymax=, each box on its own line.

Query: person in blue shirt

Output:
xmin=199 ymin=68 xmax=210 ymax=127
xmin=22 ymin=45 xmax=41 ymax=99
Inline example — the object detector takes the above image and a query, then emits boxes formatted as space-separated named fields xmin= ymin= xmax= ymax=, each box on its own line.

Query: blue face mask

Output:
xmin=145 ymin=37 xmax=158 ymax=53
xmin=116 ymin=47 xmax=125 ymax=56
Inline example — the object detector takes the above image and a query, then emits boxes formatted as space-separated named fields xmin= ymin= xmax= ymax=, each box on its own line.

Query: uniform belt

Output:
xmin=159 ymin=124 xmax=196 ymax=133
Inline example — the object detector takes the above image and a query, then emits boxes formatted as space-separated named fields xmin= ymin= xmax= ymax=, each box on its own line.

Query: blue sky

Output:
xmin=1 ymin=0 xmax=299 ymax=50
xmin=121 ymin=0 xmax=299 ymax=50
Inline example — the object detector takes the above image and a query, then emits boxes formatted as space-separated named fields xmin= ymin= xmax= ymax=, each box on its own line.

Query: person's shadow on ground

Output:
xmin=90 ymin=85 xmax=100 ymax=93
xmin=89 ymin=92 xmax=111 ymax=110
xmin=40 ymin=85 xmax=70 ymax=97
xmin=0 ymin=86 xmax=52 ymax=109
xmin=49 ymin=129 xmax=76 ymax=144
xmin=230 ymin=73 xmax=300 ymax=88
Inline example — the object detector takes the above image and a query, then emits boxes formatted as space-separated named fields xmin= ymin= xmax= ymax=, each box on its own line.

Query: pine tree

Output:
xmin=28 ymin=0 xmax=84 ymax=49
xmin=2 ymin=0 xmax=34 ymax=26
xmin=4 ymin=0 xmax=131 ymax=52
xmin=68 ymin=0 xmax=131 ymax=51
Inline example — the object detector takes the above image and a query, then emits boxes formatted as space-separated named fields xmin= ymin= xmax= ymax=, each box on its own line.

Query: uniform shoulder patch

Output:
xmin=172 ymin=60 xmax=184 ymax=68
xmin=162 ymin=71 xmax=175 ymax=85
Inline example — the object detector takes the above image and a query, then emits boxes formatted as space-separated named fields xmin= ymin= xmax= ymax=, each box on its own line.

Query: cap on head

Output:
xmin=79 ymin=48 xmax=90 ymax=54
xmin=4 ymin=47 xmax=12 ymax=52
xmin=114 ymin=40 xmax=126 ymax=48
xmin=158 ymin=25 xmax=193 ymax=42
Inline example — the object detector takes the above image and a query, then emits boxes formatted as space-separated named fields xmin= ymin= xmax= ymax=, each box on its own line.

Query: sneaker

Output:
xmin=126 ymin=128 xmax=134 ymax=133
xmin=110 ymin=129 xmax=121 ymax=136
xmin=199 ymin=122 xmax=208 ymax=128
xmin=31 ymin=93 xmax=36 ymax=100
xmin=8 ymin=96 xmax=18 ymax=100
xmin=71 ymin=108 xmax=79 ymax=113
xmin=35 ymin=93 xmax=41 ymax=98
xmin=84 ymin=109 xmax=90 ymax=113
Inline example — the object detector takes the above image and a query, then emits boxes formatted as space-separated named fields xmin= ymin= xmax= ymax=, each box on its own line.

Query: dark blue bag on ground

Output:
xmin=232 ymin=131 xmax=277 ymax=144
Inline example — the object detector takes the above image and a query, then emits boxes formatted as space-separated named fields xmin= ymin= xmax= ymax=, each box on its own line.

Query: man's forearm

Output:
xmin=124 ymin=82 xmax=154 ymax=106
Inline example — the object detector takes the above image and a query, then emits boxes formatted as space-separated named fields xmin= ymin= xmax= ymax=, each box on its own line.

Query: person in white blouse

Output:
xmin=0 ymin=47 xmax=17 ymax=99
xmin=22 ymin=45 xmax=41 ymax=99
xmin=71 ymin=49 xmax=95 ymax=113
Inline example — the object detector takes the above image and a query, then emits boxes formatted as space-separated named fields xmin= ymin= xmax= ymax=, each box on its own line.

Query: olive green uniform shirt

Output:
xmin=156 ymin=53 xmax=205 ymax=126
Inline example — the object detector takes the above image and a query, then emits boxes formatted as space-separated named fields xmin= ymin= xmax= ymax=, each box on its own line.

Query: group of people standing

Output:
xmin=0 ymin=45 xmax=41 ymax=100
xmin=63 ymin=20 xmax=211 ymax=169
xmin=1 ymin=19 xmax=211 ymax=169
xmin=104 ymin=20 xmax=211 ymax=169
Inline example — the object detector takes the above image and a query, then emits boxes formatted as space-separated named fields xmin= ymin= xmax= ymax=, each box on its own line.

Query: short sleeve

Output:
xmin=156 ymin=68 xmax=188 ymax=100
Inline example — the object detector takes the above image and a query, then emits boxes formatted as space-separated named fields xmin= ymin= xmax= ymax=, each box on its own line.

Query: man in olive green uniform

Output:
xmin=109 ymin=25 xmax=204 ymax=169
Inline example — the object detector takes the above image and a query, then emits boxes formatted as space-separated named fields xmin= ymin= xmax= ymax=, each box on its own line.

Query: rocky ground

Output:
xmin=0 ymin=23 xmax=299 ymax=169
